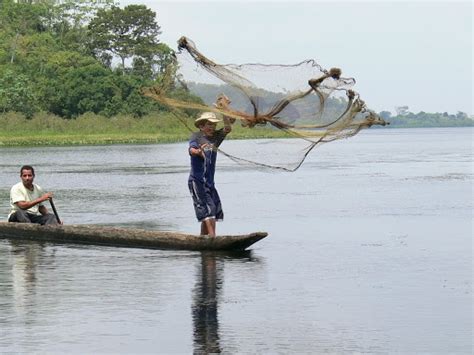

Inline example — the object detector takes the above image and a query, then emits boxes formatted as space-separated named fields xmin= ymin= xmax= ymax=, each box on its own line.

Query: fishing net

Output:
xmin=143 ymin=36 xmax=388 ymax=171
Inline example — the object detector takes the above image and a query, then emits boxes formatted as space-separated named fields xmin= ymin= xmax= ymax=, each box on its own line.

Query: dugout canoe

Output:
xmin=0 ymin=222 xmax=268 ymax=251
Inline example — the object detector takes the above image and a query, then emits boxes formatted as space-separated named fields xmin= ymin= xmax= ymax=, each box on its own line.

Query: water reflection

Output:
xmin=192 ymin=252 xmax=222 ymax=354
xmin=8 ymin=241 xmax=45 ymax=317
xmin=192 ymin=250 xmax=257 ymax=354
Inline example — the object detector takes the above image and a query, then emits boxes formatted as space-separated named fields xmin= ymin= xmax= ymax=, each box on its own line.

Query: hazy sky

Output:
xmin=120 ymin=0 xmax=472 ymax=115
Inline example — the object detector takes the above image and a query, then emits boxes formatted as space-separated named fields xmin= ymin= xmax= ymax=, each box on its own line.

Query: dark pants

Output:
xmin=188 ymin=180 xmax=224 ymax=222
xmin=8 ymin=209 xmax=58 ymax=225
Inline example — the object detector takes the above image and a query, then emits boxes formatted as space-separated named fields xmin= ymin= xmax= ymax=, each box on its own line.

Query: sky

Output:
xmin=120 ymin=0 xmax=472 ymax=115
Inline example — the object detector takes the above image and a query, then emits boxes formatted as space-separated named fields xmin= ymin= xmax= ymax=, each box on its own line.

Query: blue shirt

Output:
xmin=189 ymin=129 xmax=227 ymax=186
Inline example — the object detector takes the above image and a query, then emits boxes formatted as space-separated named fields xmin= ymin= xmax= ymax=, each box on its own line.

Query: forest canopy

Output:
xmin=0 ymin=0 xmax=175 ymax=118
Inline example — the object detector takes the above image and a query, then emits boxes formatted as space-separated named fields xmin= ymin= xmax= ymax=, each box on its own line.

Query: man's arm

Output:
xmin=189 ymin=133 xmax=206 ymax=158
xmin=215 ymin=94 xmax=233 ymax=134
xmin=15 ymin=192 xmax=53 ymax=210
xmin=190 ymin=146 xmax=205 ymax=157
xmin=39 ymin=205 xmax=49 ymax=215
xmin=223 ymin=114 xmax=232 ymax=134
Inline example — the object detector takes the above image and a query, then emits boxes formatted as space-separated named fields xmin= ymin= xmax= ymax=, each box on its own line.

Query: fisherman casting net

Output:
xmin=143 ymin=36 xmax=388 ymax=171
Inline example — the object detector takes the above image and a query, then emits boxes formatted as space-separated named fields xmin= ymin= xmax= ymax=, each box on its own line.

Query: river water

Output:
xmin=0 ymin=128 xmax=472 ymax=353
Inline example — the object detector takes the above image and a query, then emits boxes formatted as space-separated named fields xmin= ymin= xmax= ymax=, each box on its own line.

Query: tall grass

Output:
xmin=0 ymin=112 xmax=283 ymax=146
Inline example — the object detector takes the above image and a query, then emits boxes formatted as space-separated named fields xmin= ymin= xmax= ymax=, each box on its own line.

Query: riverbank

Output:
xmin=0 ymin=112 xmax=286 ymax=147
xmin=1 ymin=112 xmax=472 ymax=147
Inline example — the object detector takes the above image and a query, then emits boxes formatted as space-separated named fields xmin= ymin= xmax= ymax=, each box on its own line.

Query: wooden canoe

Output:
xmin=0 ymin=222 xmax=268 ymax=251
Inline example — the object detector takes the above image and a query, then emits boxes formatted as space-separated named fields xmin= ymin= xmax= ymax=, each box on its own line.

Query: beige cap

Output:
xmin=194 ymin=112 xmax=221 ymax=128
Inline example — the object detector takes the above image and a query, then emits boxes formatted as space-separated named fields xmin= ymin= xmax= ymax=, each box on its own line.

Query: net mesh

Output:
xmin=143 ymin=36 xmax=388 ymax=171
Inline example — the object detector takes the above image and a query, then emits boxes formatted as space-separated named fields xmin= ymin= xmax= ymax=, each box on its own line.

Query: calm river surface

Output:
xmin=0 ymin=128 xmax=472 ymax=353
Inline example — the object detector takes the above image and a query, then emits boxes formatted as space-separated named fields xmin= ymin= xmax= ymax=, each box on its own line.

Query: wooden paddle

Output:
xmin=49 ymin=198 xmax=61 ymax=224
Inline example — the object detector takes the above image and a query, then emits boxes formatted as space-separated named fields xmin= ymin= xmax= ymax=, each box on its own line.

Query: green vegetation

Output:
xmin=0 ymin=112 xmax=285 ymax=146
xmin=379 ymin=110 xmax=473 ymax=128
xmin=0 ymin=0 xmax=175 ymax=119
xmin=0 ymin=1 xmax=471 ymax=148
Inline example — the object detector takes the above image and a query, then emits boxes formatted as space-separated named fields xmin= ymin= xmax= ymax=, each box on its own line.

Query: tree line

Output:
xmin=379 ymin=110 xmax=473 ymax=128
xmin=0 ymin=0 xmax=177 ymax=118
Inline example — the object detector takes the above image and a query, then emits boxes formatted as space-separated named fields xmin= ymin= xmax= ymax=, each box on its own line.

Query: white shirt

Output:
xmin=9 ymin=182 xmax=46 ymax=218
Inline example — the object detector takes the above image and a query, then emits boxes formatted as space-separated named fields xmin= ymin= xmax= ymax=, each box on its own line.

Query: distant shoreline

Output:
xmin=0 ymin=112 xmax=471 ymax=147
xmin=385 ymin=122 xmax=473 ymax=129
xmin=0 ymin=126 xmax=471 ymax=148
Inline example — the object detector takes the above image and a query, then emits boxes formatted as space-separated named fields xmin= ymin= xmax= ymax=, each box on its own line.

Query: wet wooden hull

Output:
xmin=0 ymin=222 xmax=268 ymax=251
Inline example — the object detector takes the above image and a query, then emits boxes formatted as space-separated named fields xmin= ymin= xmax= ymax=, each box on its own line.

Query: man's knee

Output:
xmin=8 ymin=210 xmax=31 ymax=223
xmin=42 ymin=214 xmax=58 ymax=225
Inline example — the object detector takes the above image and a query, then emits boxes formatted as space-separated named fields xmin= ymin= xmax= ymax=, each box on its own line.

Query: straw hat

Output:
xmin=194 ymin=112 xmax=221 ymax=128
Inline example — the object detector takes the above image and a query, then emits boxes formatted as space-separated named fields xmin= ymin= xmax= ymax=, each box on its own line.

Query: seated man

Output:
xmin=8 ymin=165 xmax=59 ymax=225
